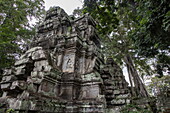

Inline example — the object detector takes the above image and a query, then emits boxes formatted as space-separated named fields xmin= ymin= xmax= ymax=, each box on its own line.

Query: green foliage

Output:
xmin=6 ymin=108 xmax=15 ymax=113
xmin=130 ymin=0 xmax=170 ymax=76
xmin=83 ymin=0 xmax=170 ymax=77
xmin=148 ymin=75 xmax=170 ymax=96
xmin=83 ymin=0 xmax=119 ymax=35
xmin=0 ymin=0 xmax=45 ymax=69
xmin=82 ymin=0 xmax=153 ymax=97
xmin=121 ymin=104 xmax=153 ymax=113
xmin=73 ymin=7 xmax=84 ymax=17
xmin=131 ymin=0 xmax=170 ymax=57
xmin=82 ymin=0 xmax=153 ymax=76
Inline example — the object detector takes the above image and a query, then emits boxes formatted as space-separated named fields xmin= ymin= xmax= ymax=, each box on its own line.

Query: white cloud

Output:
xmin=44 ymin=0 xmax=83 ymax=15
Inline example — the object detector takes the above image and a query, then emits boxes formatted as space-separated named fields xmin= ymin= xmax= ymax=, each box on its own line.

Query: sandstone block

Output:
xmin=1 ymin=83 xmax=11 ymax=90
xmin=2 ymin=75 xmax=16 ymax=82
xmin=10 ymin=80 xmax=26 ymax=90
xmin=114 ymin=90 xmax=120 ymax=95
xmin=3 ymin=68 xmax=13 ymax=75
xmin=111 ymin=99 xmax=125 ymax=104
xmin=32 ymin=49 xmax=47 ymax=61
xmin=15 ymin=58 xmax=33 ymax=66
xmin=26 ymin=47 xmax=42 ymax=53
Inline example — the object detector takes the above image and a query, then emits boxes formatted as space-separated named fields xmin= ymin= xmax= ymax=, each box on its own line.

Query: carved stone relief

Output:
xmin=62 ymin=53 xmax=75 ymax=73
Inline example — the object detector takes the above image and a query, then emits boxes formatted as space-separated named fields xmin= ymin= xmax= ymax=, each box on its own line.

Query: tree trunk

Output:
xmin=124 ymin=54 xmax=149 ymax=97
xmin=126 ymin=61 xmax=137 ymax=97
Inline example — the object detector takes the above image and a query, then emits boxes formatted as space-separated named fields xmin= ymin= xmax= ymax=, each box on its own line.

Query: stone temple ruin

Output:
xmin=0 ymin=7 xmax=130 ymax=113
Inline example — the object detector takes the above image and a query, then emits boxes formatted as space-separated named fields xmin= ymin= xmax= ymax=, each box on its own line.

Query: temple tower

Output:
xmin=0 ymin=7 xmax=130 ymax=113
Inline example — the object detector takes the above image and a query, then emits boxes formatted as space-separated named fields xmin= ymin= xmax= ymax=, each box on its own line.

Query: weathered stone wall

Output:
xmin=101 ymin=58 xmax=130 ymax=112
xmin=0 ymin=6 xmax=130 ymax=113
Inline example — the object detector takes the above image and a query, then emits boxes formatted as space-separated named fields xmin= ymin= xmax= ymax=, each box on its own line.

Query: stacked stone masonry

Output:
xmin=0 ymin=7 xmax=130 ymax=113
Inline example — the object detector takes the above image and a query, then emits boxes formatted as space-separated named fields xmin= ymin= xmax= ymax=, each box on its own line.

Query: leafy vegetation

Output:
xmin=77 ymin=0 xmax=170 ymax=98
xmin=120 ymin=104 xmax=152 ymax=113
xmin=6 ymin=108 xmax=15 ymax=113
xmin=132 ymin=0 xmax=170 ymax=57
xmin=81 ymin=0 xmax=151 ymax=97
xmin=148 ymin=75 xmax=170 ymax=96
xmin=130 ymin=0 xmax=170 ymax=77
xmin=0 ymin=0 xmax=45 ymax=69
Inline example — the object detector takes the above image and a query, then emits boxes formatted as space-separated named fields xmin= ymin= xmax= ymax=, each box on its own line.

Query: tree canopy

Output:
xmin=81 ymin=0 xmax=170 ymax=76
xmin=132 ymin=0 xmax=170 ymax=57
xmin=131 ymin=0 xmax=170 ymax=77
xmin=0 ymin=0 xmax=45 ymax=69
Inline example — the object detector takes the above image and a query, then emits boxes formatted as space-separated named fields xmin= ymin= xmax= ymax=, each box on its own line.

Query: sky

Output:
xmin=44 ymin=0 xmax=83 ymax=15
